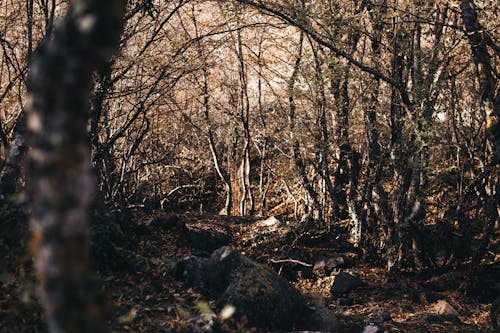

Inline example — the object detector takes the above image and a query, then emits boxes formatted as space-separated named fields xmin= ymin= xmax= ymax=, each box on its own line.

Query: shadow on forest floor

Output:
xmin=0 ymin=209 xmax=497 ymax=332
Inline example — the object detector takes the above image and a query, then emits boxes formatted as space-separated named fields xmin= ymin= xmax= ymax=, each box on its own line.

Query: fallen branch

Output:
xmin=269 ymin=258 xmax=312 ymax=267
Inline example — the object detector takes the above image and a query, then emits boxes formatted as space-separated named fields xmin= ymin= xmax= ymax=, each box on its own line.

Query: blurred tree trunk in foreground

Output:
xmin=26 ymin=0 xmax=126 ymax=332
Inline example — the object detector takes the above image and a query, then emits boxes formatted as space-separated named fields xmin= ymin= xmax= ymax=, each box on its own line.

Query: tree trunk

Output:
xmin=310 ymin=41 xmax=335 ymax=224
xmin=460 ymin=0 xmax=500 ymax=163
xmin=0 ymin=113 xmax=27 ymax=196
xmin=0 ymin=0 xmax=34 ymax=196
xmin=26 ymin=1 xmax=126 ymax=332
xmin=192 ymin=11 xmax=233 ymax=216
xmin=288 ymin=32 xmax=322 ymax=221
xmin=236 ymin=23 xmax=254 ymax=216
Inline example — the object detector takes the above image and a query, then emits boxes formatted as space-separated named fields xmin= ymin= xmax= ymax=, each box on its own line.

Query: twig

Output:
xmin=166 ymin=184 xmax=200 ymax=197
xmin=269 ymin=258 xmax=312 ymax=267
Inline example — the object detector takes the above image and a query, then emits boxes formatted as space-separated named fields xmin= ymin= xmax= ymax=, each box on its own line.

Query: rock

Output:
xmin=362 ymin=324 xmax=384 ymax=333
xmin=188 ymin=313 xmax=218 ymax=333
xmin=242 ymin=216 xmax=291 ymax=247
xmin=331 ymin=272 xmax=363 ymax=295
xmin=306 ymin=296 xmax=339 ymax=332
xmin=208 ymin=247 xmax=332 ymax=331
xmin=176 ymin=246 xmax=338 ymax=332
xmin=176 ymin=255 xmax=211 ymax=286
xmin=255 ymin=216 xmax=281 ymax=230
xmin=432 ymin=300 xmax=459 ymax=316
xmin=90 ymin=212 xmax=133 ymax=272
xmin=313 ymin=255 xmax=346 ymax=277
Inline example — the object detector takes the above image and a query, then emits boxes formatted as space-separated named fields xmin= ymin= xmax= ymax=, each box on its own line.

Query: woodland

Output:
xmin=0 ymin=0 xmax=499 ymax=332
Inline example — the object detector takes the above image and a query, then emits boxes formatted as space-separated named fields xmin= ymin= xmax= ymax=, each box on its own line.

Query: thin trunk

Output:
xmin=310 ymin=42 xmax=335 ymax=222
xmin=90 ymin=61 xmax=113 ymax=197
xmin=204 ymin=70 xmax=232 ymax=215
xmin=27 ymin=0 xmax=33 ymax=63
xmin=457 ymin=1 xmax=500 ymax=267
xmin=192 ymin=9 xmax=232 ymax=215
xmin=0 ymin=123 xmax=8 ymax=154
xmin=256 ymin=38 xmax=269 ymax=216
xmin=329 ymin=72 xmax=348 ymax=221
xmin=0 ymin=113 xmax=27 ymax=195
xmin=236 ymin=24 xmax=253 ymax=216
xmin=289 ymin=32 xmax=321 ymax=221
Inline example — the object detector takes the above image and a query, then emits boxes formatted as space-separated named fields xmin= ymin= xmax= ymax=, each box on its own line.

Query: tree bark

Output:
xmin=26 ymin=1 xmax=127 ymax=332
xmin=0 ymin=113 xmax=27 ymax=196
xmin=235 ymin=18 xmax=254 ymax=216
xmin=288 ymin=32 xmax=322 ymax=221
xmin=192 ymin=10 xmax=233 ymax=215
xmin=460 ymin=0 xmax=500 ymax=163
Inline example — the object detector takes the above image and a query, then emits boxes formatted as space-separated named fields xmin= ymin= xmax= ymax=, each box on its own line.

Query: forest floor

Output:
xmin=0 ymin=210 xmax=498 ymax=332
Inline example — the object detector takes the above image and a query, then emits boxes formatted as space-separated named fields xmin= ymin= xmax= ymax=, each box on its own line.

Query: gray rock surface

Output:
xmin=313 ymin=255 xmax=346 ymax=277
xmin=331 ymin=272 xmax=363 ymax=295
xmin=432 ymin=300 xmax=459 ymax=316
xmin=176 ymin=246 xmax=339 ymax=332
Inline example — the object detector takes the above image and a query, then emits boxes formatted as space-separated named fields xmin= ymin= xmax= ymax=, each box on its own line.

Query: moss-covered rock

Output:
xmin=176 ymin=246 xmax=338 ymax=331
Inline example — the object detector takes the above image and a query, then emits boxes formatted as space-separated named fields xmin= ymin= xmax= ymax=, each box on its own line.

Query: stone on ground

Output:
xmin=330 ymin=271 xmax=363 ymax=295
xmin=432 ymin=300 xmax=459 ymax=316
xmin=176 ymin=246 xmax=339 ymax=332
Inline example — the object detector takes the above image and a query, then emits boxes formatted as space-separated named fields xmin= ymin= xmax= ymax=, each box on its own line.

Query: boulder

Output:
xmin=331 ymin=272 xmax=363 ymax=295
xmin=175 ymin=255 xmax=209 ymax=286
xmin=306 ymin=296 xmax=339 ymax=332
xmin=176 ymin=246 xmax=338 ymax=332
xmin=313 ymin=255 xmax=346 ymax=277
xmin=242 ymin=216 xmax=291 ymax=247
xmin=432 ymin=300 xmax=459 ymax=316
xmin=254 ymin=216 xmax=281 ymax=231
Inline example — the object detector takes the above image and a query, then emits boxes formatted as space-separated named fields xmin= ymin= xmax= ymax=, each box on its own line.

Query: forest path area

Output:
xmin=1 ymin=211 xmax=498 ymax=332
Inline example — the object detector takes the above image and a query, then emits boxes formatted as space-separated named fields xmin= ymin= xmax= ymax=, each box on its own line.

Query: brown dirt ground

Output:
xmin=0 ymin=211 xmax=497 ymax=332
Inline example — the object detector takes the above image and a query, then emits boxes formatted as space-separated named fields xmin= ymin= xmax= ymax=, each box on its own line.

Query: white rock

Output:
xmin=256 ymin=216 xmax=280 ymax=227
xmin=363 ymin=324 xmax=379 ymax=333
xmin=433 ymin=300 xmax=459 ymax=316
